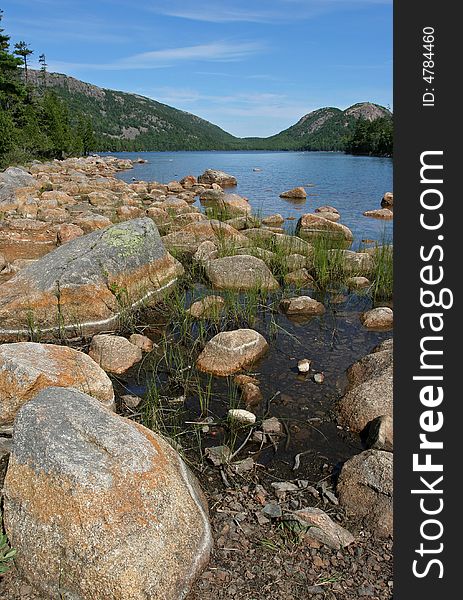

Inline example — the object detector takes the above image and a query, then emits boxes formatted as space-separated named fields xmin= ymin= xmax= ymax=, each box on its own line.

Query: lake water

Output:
xmin=110 ymin=151 xmax=393 ymax=247
xmin=107 ymin=150 xmax=394 ymax=481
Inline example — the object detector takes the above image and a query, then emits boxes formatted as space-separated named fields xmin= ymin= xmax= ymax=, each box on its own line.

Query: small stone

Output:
xmin=187 ymin=295 xmax=225 ymax=319
xmin=363 ymin=208 xmax=393 ymax=220
xmin=196 ymin=329 xmax=268 ymax=377
xmin=262 ymin=417 xmax=282 ymax=436
xmin=230 ymin=457 xmax=255 ymax=474
xmin=193 ymin=240 xmax=219 ymax=263
xmin=228 ymin=409 xmax=256 ymax=426
xmin=361 ymin=306 xmax=393 ymax=330
xmin=348 ymin=276 xmax=371 ymax=290
xmin=129 ymin=333 xmax=154 ymax=352
xmin=121 ymin=394 xmax=142 ymax=409
xmin=262 ymin=503 xmax=282 ymax=519
xmin=284 ymin=268 xmax=316 ymax=287
xmin=89 ymin=334 xmax=143 ymax=374
xmin=262 ymin=213 xmax=284 ymax=226
xmin=241 ymin=382 xmax=263 ymax=407
xmin=381 ymin=192 xmax=394 ymax=207
xmin=234 ymin=374 xmax=259 ymax=388
xmin=57 ymin=223 xmax=84 ymax=245
xmin=271 ymin=481 xmax=299 ymax=498
xmin=298 ymin=359 xmax=312 ymax=373
xmin=256 ymin=513 xmax=270 ymax=526
xmin=313 ymin=372 xmax=325 ymax=384
xmin=205 ymin=445 xmax=232 ymax=466
xmin=292 ymin=507 xmax=355 ymax=549
xmin=280 ymin=296 xmax=325 ymax=317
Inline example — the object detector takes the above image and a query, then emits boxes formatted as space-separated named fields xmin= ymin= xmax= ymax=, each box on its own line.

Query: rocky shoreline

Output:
xmin=0 ymin=156 xmax=393 ymax=599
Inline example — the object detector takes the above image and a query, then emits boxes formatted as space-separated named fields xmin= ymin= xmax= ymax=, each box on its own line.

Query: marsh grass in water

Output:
xmin=370 ymin=243 xmax=393 ymax=300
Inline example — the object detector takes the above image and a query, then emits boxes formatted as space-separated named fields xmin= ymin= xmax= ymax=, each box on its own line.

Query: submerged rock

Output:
xmin=187 ymin=295 xmax=225 ymax=319
xmin=337 ymin=450 xmax=393 ymax=537
xmin=284 ymin=268 xmax=316 ymax=287
xmin=363 ymin=208 xmax=393 ymax=220
xmin=197 ymin=329 xmax=268 ymax=376
xmin=280 ymin=187 xmax=307 ymax=199
xmin=0 ymin=342 xmax=114 ymax=426
xmin=0 ymin=218 xmax=183 ymax=341
xmin=204 ymin=255 xmax=279 ymax=291
xmin=241 ymin=382 xmax=263 ymax=407
xmin=280 ymin=296 xmax=325 ymax=316
xmin=3 ymin=387 xmax=212 ymax=600
xmin=361 ymin=306 xmax=393 ymax=330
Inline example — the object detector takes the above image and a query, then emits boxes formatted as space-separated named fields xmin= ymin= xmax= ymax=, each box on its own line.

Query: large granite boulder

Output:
xmin=197 ymin=329 xmax=269 ymax=376
xmin=0 ymin=166 xmax=36 ymax=190
xmin=198 ymin=169 xmax=237 ymax=187
xmin=3 ymin=387 xmax=213 ymax=599
xmin=0 ymin=342 xmax=114 ymax=426
xmin=204 ymin=255 xmax=279 ymax=291
xmin=0 ymin=219 xmax=58 ymax=263
xmin=337 ymin=343 xmax=393 ymax=433
xmin=337 ymin=450 xmax=393 ymax=537
xmin=0 ymin=218 xmax=183 ymax=341
xmin=201 ymin=192 xmax=251 ymax=217
xmin=296 ymin=213 xmax=353 ymax=245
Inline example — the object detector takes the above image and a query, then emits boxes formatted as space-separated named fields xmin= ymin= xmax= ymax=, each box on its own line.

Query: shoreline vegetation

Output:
xmin=1 ymin=11 xmax=392 ymax=170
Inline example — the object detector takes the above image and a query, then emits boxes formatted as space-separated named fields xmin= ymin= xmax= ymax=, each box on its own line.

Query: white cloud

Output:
xmin=147 ymin=0 xmax=392 ymax=23
xmin=47 ymin=40 xmax=264 ymax=73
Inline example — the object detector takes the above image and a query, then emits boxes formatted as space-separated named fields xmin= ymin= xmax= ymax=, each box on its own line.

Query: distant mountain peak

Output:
xmin=344 ymin=102 xmax=392 ymax=121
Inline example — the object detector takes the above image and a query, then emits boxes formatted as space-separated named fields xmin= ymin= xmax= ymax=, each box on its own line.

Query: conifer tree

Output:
xmin=13 ymin=40 xmax=33 ymax=84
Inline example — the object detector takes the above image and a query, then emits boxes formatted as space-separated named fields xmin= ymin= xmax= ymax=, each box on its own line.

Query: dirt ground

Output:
xmin=1 ymin=466 xmax=392 ymax=600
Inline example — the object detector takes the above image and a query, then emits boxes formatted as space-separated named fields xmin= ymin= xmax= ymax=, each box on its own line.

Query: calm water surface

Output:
xmin=110 ymin=151 xmax=393 ymax=247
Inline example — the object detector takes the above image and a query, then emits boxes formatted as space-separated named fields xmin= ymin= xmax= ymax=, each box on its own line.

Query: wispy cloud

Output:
xmin=146 ymin=0 xmax=392 ymax=23
xmin=47 ymin=41 xmax=264 ymax=73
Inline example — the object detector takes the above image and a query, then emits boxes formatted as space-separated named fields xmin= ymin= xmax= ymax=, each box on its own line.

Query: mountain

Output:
xmin=28 ymin=70 xmax=392 ymax=152
xmin=27 ymin=70 xmax=240 ymax=151
xmin=248 ymin=103 xmax=392 ymax=151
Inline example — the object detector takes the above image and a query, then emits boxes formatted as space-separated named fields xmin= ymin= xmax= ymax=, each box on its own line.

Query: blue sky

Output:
xmin=3 ymin=0 xmax=392 ymax=137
